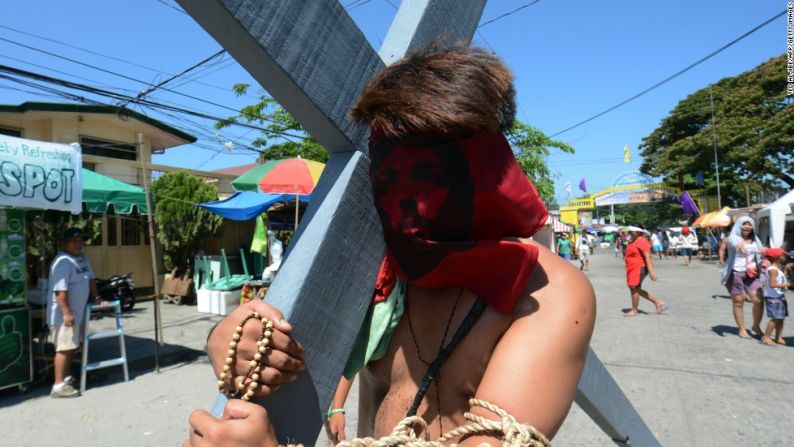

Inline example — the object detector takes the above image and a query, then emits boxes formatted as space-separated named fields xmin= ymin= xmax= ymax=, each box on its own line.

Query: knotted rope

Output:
xmin=331 ymin=398 xmax=551 ymax=447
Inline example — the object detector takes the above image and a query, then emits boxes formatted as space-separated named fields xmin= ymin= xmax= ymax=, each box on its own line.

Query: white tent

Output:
xmin=756 ymin=190 xmax=794 ymax=248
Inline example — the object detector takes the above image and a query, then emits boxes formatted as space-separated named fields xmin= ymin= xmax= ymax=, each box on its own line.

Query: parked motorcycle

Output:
xmin=96 ymin=273 xmax=136 ymax=311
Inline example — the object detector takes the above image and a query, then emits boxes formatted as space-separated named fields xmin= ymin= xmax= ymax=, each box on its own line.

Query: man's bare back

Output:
xmin=359 ymin=240 xmax=595 ymax=442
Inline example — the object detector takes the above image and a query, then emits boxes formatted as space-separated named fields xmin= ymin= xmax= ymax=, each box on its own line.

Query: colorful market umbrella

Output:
xmin=231 ymin=158 xmax=324 ymax=194
xmin=702 ymin=207 xmax=732 ymax=228
xmin=231 ymin=158 xmax=325 ymax=229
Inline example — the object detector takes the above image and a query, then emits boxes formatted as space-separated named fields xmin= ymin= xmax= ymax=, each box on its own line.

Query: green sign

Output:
xmin=0 ymin=307 xmax=31 ymax=389
xmin=0 ymin=208 xmax=25 ymax=307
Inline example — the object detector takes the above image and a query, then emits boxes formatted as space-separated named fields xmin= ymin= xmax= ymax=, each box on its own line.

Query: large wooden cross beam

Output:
xmin=177 ymin=1 xmax=660 ymax=445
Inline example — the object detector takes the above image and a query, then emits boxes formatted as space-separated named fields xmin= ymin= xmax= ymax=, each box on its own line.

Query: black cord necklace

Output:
xmin=405 ymin=287 xmax=463 ymax=434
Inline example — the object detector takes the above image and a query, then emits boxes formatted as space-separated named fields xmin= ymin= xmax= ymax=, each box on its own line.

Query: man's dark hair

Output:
xmin=350 ymin=44 xmax=516 ymax=140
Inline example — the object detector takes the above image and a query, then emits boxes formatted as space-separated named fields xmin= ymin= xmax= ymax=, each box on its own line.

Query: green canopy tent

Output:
xmin=80 ymin=168 xmax=164 ymax=370
xmin=82 ymin=168 xmax=147 ymax=214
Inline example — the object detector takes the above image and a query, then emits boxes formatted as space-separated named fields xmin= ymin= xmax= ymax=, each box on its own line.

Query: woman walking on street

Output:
xmin=721 ymin=216 xmax=765 ymax=338
xmin=624 ymin=226 xmax=667 ymax=317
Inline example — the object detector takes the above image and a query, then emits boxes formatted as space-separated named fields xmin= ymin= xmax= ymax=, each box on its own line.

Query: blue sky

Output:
xmin=0 ymin=1 xmax=785 ymax=204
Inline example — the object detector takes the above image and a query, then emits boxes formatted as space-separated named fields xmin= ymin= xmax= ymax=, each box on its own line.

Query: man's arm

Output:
xmin=50 ymin=257 xmax=73 ymax=326
xmin=55 ymin=291 xmax=75 ymax=327
xmin=463 ymin=243 xmax=596 ymax=444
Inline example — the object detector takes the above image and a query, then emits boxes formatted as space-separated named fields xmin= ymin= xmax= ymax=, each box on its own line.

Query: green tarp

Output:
xmin=82 ymin=168 xmax=147 ymax=214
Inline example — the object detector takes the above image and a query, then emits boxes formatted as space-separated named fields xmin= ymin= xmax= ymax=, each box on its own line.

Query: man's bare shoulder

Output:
xmin=513 ymin=240 xmax=596 ymax=334
xmin=467 ymin=240 xmax=595 ymax=441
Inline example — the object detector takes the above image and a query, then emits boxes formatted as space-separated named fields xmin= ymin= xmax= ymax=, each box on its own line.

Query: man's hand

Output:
xmin=185 ymin=399 xmax=279 ymax=447
xmin=324 ymin=412 xmax=346 ymax=445
xmin=649 ymin=271 xmax=658 ymax=281
xmin=208 ymin=300 xmax=305 ymax=397
xmin=63 ymin=311 xmax=75 ymax=328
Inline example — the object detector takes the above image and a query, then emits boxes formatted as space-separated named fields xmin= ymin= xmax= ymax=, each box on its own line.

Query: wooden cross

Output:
xmin=177 ymin=1 xmax=660 ymax=445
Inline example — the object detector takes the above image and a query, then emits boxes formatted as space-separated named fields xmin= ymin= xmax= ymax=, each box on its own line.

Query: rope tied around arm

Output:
xmin=328 ymin=398 xmax=551 ymax=447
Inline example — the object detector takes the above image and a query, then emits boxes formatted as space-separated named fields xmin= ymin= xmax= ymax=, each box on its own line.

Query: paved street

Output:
xmin=2 ymin=251 xmax=793 ymax=446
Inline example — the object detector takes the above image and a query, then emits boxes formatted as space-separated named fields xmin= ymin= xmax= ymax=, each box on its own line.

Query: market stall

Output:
xmin=0 ymin=134 xmax=82 ymax=392
xmin=0 ymin=134 xmax=157 ymax=392
xmin=756 ymin=190 xmax=794 ymax=248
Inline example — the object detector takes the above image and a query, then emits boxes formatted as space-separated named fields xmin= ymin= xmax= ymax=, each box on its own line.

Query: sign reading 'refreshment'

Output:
xmin=0 ymin=135 xmax=83 ymax=213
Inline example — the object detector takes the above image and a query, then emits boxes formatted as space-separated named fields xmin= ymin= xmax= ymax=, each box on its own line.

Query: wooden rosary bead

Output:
xmin=219 ymin=312 xmax=276 ymax=401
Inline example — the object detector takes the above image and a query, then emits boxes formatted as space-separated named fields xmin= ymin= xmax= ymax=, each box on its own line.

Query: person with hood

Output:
xmin=680 ymin=226 xmax=698 ymax=266
xmin=184 ymin=45 xmax=595 ymax=446
xmin=623 ymin=226 xmax=667 ymax=317
xmin=721 ymin=216 xmax=765 ymax=338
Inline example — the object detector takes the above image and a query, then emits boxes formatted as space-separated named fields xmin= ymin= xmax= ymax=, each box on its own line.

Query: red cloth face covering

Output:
xmin=369 ymin=131 xmax=548 ymax=314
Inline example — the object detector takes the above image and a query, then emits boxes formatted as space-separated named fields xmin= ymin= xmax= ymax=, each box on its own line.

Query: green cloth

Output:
xmin=82 ymin=168 xmax=147 ymax=214
xmin=342 ymin=279 xmax=406 ymax=380
xmin=250 ymin=214 xmax=268 ymax=255
xmin=557 ymin=238 xmax=572 ymax=254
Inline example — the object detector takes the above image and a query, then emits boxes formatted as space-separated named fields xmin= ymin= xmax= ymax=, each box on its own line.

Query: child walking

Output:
xmin=761 ymin=248 xmax=791 ymax=346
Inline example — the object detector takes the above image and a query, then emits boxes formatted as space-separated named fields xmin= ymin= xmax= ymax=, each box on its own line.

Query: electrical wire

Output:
xmin=0 ymin=35 xmax=270 ymax=122
xmin=0 ymin=24 xmax=259 ymax=99
xmin=0 ymin=63 xmax=309 ymax=141
xmin=347 ymin=0 xmax=373 ymax=12
xmin=478 ymin=0 xmax=541 ymax=28
xmin=549 ymin=8 xmax=786 ymax=138
xmin=0 ymin=53 xmax=265 ymax=155
xmin=382 ymin=0 xmax=398 ymax=10
xmin=0 ymin=53 xmax=139 ymax=94
xmin=118 ymin=49 xmax=226 ymax=107
xmin=154 ymin=0 xmax=188 ymax=15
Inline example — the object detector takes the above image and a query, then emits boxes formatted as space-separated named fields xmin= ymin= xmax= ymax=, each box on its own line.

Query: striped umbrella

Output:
xmin=232 ymin=158 xmax=325 ymax=229
xmin=232 ymin=158 xmax=325 ymax=194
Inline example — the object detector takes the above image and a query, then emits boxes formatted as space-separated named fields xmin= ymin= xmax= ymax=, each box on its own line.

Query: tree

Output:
xmin=506 ymin=121 xmax=575 ymax=203
xmin=639 ymin=54 xmax=793 ymax=205
xmin=25 ymin=210 xmax=103 ymax=282
xmin=151 ymin=172 xmax=223 ymax=270
xmin=216 ymin=84 xmax=329 ymax=163
xmin=219 ymin=86 xmax=573 ymax=204
xmin=610 ymin=201 xmax=687 ymax=229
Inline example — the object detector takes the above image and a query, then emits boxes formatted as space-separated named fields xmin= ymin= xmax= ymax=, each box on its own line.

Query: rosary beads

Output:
xmin=218 ymin=312 xmax=274 ymax=401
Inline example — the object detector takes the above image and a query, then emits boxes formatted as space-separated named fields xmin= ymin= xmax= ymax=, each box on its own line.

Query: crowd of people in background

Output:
xmin=554 ymin=219 xmax=792 ymax=344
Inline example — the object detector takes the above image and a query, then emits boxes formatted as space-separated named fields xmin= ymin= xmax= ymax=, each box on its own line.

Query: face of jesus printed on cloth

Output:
xmin=370 ymin=137 xmax=476 ymax=280
xmin=368 ymin=131 xmax=548 ymax=314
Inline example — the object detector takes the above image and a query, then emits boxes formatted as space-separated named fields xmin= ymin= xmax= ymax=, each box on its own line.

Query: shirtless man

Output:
xmin=185 ymin=46 xmax=595 ymax=447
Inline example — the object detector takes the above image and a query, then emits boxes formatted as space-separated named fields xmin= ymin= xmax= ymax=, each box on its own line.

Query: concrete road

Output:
xmin=2 ymin=251 xmax=793 ymax=446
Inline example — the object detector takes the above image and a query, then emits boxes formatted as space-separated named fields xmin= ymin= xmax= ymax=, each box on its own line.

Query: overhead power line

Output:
xmin=154 ymin=0 xmax=188 ymax=15
xmin=0 ymin=35 xmax=297 ymax=130
xmin=478 ymin=0 xmax=541 ymax=28
xmin=0 ymin=24 xmax=256 ymax=98
xmin=0 ymin=64 xmax=309 ymax=141
xmin=549 ymin=9 xmax=786 ymax=138
xmin=118 ymin=50 xmax=225 ymax=107
xmin=0 ymin=53 xmax=283 ymax=154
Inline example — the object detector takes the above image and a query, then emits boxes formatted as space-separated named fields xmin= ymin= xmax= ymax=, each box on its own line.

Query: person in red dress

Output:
xmin=624 ymin=226 xmax=667 ymax=317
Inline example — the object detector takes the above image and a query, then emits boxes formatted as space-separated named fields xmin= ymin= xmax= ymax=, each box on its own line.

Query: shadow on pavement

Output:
xmin=711 ymin=324 xmax=743 ymax=337
xmin=711 ymin=294 xmax=732 ymax=300
xmin=621 ymin=308 xmax=649 ymax=316
xmin=0 ymin=334 xmax=206 ymax=407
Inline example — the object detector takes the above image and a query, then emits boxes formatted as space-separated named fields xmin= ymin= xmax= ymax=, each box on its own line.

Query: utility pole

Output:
xmin=709 ymin=86 xmax=722 ymax=209
xmin=138 ymin=133 xmax=163 ymax=373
